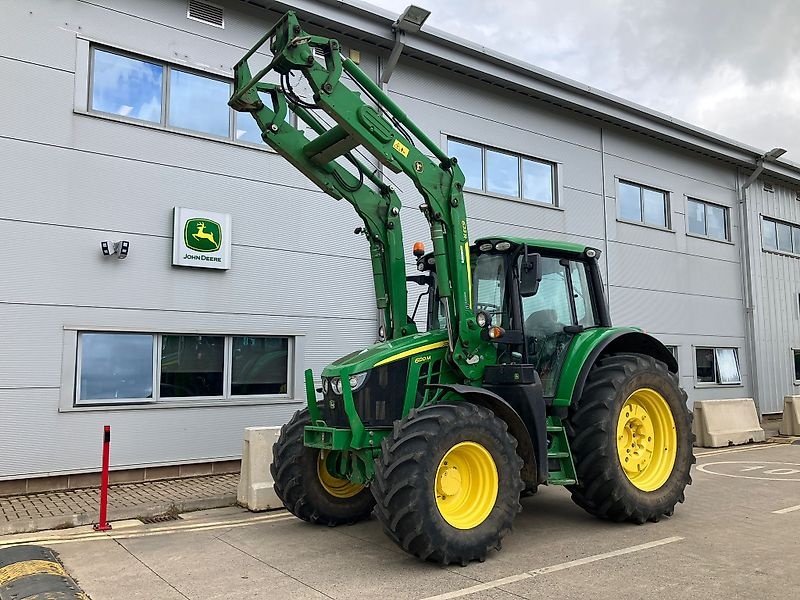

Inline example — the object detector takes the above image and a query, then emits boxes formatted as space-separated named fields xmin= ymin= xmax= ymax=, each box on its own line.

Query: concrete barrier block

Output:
xmin=692 ymin=398 xmax=766 ymax=448
xmin=237 ymin=426 xmax=282 ymax=511
xmin=781 ymin=396 xmax=800 ymax=435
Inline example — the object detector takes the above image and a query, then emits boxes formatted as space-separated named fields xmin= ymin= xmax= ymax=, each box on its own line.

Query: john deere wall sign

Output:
xmin=172 ymin=207 xmax=232 ymax=270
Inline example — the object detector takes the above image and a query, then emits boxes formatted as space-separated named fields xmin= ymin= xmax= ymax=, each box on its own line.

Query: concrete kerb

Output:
xmin=0 ymin=493 xmax=236 ymax=537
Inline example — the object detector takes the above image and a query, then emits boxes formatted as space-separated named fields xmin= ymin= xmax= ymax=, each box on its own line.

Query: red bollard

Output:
xmin=93 ymin=425 xmax=112 ymax=532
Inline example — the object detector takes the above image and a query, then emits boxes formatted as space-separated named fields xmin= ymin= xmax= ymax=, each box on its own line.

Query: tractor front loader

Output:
xmin=230 ymin=12 xmax=694 ymax=565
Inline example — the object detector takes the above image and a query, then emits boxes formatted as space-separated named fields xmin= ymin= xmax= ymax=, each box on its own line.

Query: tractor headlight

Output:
xmin=349 ymin=372 xmax=368 ymax=392
xmin=331 ymin=377 xmax=343 ymax=395
xmin=321 ymin=378 xmax=330 ymax=394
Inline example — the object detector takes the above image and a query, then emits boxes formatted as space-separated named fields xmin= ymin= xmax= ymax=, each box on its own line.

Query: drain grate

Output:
xmin=140 ymin=514 xmax=183 ymax=524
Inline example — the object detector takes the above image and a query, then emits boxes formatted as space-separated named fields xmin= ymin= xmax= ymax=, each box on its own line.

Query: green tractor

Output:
xmin=230 ymin=12 xmax=694 ymax=565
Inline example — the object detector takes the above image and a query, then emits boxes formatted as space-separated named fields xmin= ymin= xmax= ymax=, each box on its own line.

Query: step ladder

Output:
xmin=546 ymin=416 xmax=577 ymax=485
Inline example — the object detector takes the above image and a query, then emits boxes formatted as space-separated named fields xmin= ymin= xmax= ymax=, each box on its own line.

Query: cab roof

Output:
xmin=474 ymin=236 xmax=591 ymax=256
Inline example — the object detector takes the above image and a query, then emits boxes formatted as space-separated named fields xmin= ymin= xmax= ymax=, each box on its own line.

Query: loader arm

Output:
xmin=230 ymin=11 xmax=490 ymax=380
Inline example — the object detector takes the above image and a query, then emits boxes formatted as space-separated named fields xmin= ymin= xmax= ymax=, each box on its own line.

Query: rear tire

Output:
xmin=270 ymin=407 xmax=375 ymax=526
xmin=372 ymin=403 xmax=523 ymax=565
xmin=566 ymin=354 xmax=694 ymax=523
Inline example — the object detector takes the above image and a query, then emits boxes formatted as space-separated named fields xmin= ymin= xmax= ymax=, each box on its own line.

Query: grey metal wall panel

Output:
xmin=0 ymin=388 xmax=301 ymax=478
xmin=1 ymin=221 xmax=376 ymax=319
xmin=0 ymin=138 xmax=373 ymax=262
xmin=387 ymin=61 xmax=602 ymax=152
xmin=746 ymin=181 xmax=800 ymax=413
xmin=602 ymin=129 xmax=738 ymax=192
xmin=609 ymin=286 xmax=745 ymax=338
xmin=608 ymin=242 xmax=742 ymax=301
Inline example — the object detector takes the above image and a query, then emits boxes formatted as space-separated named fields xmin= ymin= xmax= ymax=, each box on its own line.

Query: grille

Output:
xmin=187 ymin=0 xmax=224 ymax=28
xmin=321 ymin=359 xmax=410 ymax=428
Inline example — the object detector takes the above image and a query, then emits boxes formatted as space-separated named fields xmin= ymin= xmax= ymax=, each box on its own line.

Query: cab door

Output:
xmin=519 ymin=255 xmax=599 ymax=397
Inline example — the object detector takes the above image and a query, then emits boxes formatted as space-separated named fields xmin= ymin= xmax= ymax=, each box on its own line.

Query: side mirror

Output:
xmin=519 ymin=249 xmax=541 ymax=297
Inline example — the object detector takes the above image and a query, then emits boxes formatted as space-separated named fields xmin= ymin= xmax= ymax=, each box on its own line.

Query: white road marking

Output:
xmin=773 ymin=504 xmax=800 ymax=514
xmin=694 ymin=444 xmax=780 ymax=458
xmin=696 ymin=461 xmax=800 ymax=481
xmin=419 ymin=536 xmax=684 ymax=600
xmin=0 ymin=511 xmax=295 ymax=549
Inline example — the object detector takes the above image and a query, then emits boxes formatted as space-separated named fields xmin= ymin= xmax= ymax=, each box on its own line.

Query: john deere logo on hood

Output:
xmin=184 ymin=218 xmax=221 ymax=252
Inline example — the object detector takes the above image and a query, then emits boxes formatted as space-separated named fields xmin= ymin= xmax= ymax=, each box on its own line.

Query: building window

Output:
xmin=665 ymin=345 xmax=679 ymax=372
xmin=687 ymin=198 xmax=729 ymax=241
xmin=761 ymin=216 xmax=800 ymax=255
xmin=447 ymin=138 xmax=556 ymax=205
xmin=89 ymin=46 xmax=272 ymax=146
xmin=695 ymin=347 xmax=741 ymax=385
xmin=793 ymin=349 xmax=800 ymax=383
xmin=75 ymin=332 xmax=291 ymax=406
xmin=618 ymin=180 xmax=669 ymax=228
xmin=78 ymin=333 xmax=155 ymax=403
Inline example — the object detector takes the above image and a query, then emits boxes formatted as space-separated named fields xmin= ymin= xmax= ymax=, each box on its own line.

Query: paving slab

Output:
xmin=0 ymin=474 xmax=238 ymax=535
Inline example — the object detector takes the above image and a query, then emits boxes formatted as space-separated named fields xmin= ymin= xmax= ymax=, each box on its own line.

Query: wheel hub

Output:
xmin=317 ymin=451 xmax=365 ymax=499
xmin=435 ymin=442 xmax=498 ymax=530
xmin=616 ymin=388 xmax=677 ymax=492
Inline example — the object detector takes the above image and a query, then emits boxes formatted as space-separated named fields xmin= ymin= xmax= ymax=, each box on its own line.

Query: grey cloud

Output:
xmin=367 ymin=0 xmax=800 ymax=160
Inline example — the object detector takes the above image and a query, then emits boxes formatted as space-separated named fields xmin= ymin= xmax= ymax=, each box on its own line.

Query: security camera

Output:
xmin=101 ymin=240 xmax=130 ymax=259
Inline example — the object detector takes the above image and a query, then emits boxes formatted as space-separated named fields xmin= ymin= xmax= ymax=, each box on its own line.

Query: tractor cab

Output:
xmin=468 ymin=236 xmax=610 ymax=397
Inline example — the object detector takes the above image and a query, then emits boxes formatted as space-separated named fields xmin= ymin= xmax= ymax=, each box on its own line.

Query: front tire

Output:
xmin=270 ymin=407 xmax=375 ymax=526
xmin=566 ymin=354 xmax=694 ymax=523
xmin=372 ymin=403 xmax=523 ymax=565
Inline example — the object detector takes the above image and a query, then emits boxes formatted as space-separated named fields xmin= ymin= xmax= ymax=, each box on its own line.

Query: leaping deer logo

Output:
xmin=184 ymin=218 xmax=222 ymax=252
xmin=192 ymin=222 xmax=218 ymax=248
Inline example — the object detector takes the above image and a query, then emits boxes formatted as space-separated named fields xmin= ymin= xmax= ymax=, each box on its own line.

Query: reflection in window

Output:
xmin=687 ymin=199 xmax=728 ymax=241
xmin=91 ymin=49 xmax=163 ymax=123
xmin=777 ymin=222 xmax=793 ymax=253
xmin=446 ymin=137 xmax=556 ymax=205
xmin=794 ymin=349 xmax=800 ymax=382
xmin=695 ymin=347 xmax=741 ymax=385
xmin=160 ymin=335 xmax=224 ymax=397
xmin=168 ymin=69 xmax=230 ymax=137
xmin=618 ymin=181 xmax=642 ymax=222
xmin=231 ymin=337 xmax=289 ymax=395
xmin=79 ymin=333 xmax=154 ymax=402
xmin=618 ymin=180 xmax=668 ymax=227
xmin=522 ymin=159 xmax=554 ymax=204
xmin=448 ymin=139 xmax=483 ymax=190
xmin=762 ymin=219 xmax=777 ymax=250
xmin=486 ymin=149 xmax=519 ymax=197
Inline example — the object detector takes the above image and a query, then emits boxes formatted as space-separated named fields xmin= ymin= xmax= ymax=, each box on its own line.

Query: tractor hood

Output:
xmin=321 ymin=330 xmax=449 ymax=377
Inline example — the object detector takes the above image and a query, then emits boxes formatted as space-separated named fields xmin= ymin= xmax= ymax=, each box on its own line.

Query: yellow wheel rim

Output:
xmin=616 ymin=388 xmax=677 ymax=492
xmin=435 ymin=441 xmax=499 ymax=529
xmin=317 ymin=451 xmax=364 ymax=499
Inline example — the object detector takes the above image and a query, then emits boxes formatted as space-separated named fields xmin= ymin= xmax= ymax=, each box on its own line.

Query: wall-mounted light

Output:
xmin=381 ymin=4 xmax=432 ymax=84
xmin=101 ymin=240 xmax=130 ymax=259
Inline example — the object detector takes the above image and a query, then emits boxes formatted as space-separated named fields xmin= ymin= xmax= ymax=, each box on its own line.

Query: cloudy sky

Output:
xmin=366 ymin=0 xmax=800 ymax=162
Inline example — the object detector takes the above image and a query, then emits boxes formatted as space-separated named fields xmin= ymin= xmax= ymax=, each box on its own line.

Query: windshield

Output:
xmin=472 ymin=253 xmax=508 ymax=326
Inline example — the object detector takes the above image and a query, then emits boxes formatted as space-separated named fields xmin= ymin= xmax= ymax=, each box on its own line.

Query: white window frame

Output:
xmin=444 ymin=135 xmax=562 ymax=208
xmin=693 ymin=346 xmax=742 ymax=387
xmin=60 ymin=327 xmax=305 ymax=412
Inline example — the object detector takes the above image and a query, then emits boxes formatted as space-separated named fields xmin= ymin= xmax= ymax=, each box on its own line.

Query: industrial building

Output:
xmin=2 ymin=0 xmax=799 ymax=490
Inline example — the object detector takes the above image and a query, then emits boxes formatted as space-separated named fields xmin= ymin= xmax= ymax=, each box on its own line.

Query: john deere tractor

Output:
xmin=230 ymin=12 xmax=694 ymax=565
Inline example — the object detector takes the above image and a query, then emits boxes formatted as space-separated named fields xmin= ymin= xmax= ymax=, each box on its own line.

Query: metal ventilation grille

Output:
xmin=187 ymin=0 xmax=224 ymax=28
